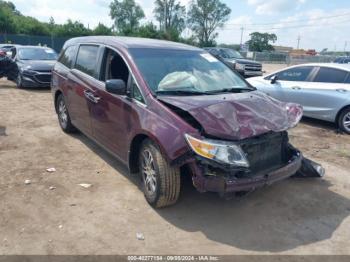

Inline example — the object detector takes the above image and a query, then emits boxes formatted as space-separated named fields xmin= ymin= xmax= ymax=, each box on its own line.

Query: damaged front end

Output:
xmin=184 ymin=131 xmax=324 ymax=194
xmin=185 ymin=131 xmax=306 ymax=194
xmin=159 ymin=92 xmax=324 ymax=194
xmin=0 ymin=55 xmax=18 ymax=81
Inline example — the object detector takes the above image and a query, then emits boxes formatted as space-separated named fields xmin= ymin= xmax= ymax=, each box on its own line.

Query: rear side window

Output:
xmin=313 ymin=67 xmax=348 ymax=83
xmin=275 ymin=66 xmax=313 ymax=81
xmin=75 ymin=45 xmax=99 ymax=77
xmin=58 ymin=46 xmax=76 ymax=68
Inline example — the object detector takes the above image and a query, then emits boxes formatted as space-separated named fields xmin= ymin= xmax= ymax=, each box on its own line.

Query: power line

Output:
xmin=225 ymin=12 xmax=350 ymax=27
xmin=221 ymin=17 xmax=350 ymax=31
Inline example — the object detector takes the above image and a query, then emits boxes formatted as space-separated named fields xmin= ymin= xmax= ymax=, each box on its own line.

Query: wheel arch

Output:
xmin=128 ymin=133 xmax=171 ymax=174
xmin=54 ymin=90 xmax=63 ymax=114
xmin=336 ymin=104 xmax=350 ymax=125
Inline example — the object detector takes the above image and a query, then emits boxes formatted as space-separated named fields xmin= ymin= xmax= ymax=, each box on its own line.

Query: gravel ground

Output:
xmin=0 ymin=77 xmax=350 ymax=255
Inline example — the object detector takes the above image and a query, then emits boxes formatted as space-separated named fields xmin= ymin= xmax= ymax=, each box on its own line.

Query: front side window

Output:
xmin=130 ymin=48 xmax=250 ymax=95
xmin=100 ymin=48 xmax=129 ymax=84
xmin=220 ymin=49 xmax=243 ymax=59
xmin=58 ymin=46 xmax=76 ymax=68
xmin=75 ymin=45 xmax=99 ymax=77
xmin=274 ymin=66 xmax=313 ymax=82
xmin=18 ymin=48 xmax=57 ymax=61
xmin=132 ymin=81 xmax=145 ymax=104
xmin=313 ymin=67 xmax=348 ymax=83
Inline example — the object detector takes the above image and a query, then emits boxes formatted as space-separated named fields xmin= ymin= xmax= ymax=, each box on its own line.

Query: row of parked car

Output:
xmin=0 ymin=44 xmax=58 ymax=88
xmin=4 ymin=44 xmax=349 ymax=134
xmin=2 ymin=38 xmax=346 ymax=207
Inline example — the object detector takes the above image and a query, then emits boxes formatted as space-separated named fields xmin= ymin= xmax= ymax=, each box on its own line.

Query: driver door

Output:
xmin=268 ymin=66 xmax=316 ymax=105
xmin=89 ymin=47 xmax=133 ymax=161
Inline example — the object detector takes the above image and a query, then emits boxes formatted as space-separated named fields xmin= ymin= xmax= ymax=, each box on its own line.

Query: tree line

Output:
xmin=0 ymin=0 xmax=277 ymax=50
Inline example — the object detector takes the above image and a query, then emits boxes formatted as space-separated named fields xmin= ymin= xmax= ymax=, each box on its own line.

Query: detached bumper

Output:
xmin=191 ymin=150 xmax=303 ymax=193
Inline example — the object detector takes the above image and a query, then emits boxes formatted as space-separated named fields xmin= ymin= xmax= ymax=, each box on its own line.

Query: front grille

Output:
xmin=240 ymin=132 xmax=288 ymax=174
xmin=245 ymin=65 xmax=262 ymax=72
xmin=34 ymin=73 xmax=51 ymax=83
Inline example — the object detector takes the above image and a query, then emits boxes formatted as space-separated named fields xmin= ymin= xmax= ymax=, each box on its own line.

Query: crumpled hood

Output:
xmin=158 ymin=91 xmax=303 ymax=140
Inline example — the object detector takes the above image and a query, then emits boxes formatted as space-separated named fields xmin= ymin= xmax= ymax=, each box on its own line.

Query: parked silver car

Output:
xmin=247 ymin=63 xmax=350 ymax=134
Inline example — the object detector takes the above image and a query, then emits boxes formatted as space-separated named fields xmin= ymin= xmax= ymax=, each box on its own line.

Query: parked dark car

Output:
xmin=11 ymin=46 xmax=58 ymax=88
xmin=204 ymin=47 xmax=263 ymax=78
xmin=0 ymin=44 xmax=20 ymax=57
xmin=52 ymin=36 xmax=323 ymax=208
xmin=334 ymin=56 xmax=350 ymax=64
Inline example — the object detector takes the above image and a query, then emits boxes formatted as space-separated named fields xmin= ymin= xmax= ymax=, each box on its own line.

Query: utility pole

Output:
xmin=164 ymin=0 xmax=167 ymax=32
xmin=297 ymin=35 xmax=301 ymax=49
xmin=240 ymin=27 xmax=244 ymax=46
xmin=344 ymin=41 xmax=348 ymax=52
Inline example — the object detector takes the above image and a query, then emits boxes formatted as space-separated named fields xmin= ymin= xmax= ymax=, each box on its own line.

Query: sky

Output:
xmin=10 ymin=0 xmax=350 ymax=51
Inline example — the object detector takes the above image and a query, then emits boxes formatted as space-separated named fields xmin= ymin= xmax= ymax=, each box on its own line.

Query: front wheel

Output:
xmin=139 ymin=140 xmax=181 ymax=208
xmin=338 ymin=108 xmax=350 ymax=134
xmin=16 ymin=73 xmax=23 ymax=89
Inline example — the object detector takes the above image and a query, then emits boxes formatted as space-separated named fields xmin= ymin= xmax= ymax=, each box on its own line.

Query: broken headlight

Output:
xmin=286 ymin=103 xmax=303 ymax=128
xmin=185 ymin=134 xmax=249 ymax=167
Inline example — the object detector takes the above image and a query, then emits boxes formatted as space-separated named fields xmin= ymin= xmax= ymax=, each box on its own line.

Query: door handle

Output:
xmin=84 ymin=90 xmax=101 ymax=104
xmin=336 ymin=89 xmax=347 ymax=93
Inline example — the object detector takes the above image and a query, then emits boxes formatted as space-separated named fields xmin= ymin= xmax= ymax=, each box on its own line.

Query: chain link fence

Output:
xmin=240 ymin=51 xmax=339 ymax=65
xmin=0 ymin=34 xmax=345 ymax=65
xmin=0 ymin=34 xmax=70 ymax=53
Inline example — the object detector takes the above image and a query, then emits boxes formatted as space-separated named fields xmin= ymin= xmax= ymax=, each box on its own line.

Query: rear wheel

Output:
xmin=56 ymin=94 xmax=76 ymax=133
xmin=338 ymin=107 xmax=350 ymax=134
xmin=139 ymin=140 xmax=180 ymax=208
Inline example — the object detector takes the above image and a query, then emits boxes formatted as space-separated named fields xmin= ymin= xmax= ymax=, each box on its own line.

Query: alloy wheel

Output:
xmin=141 ymin=150 xmax=157 ymax=196
xmin=58 ymin=99 xmax=68 ymax=128
xmin=343 ymin=112 xmax=350 ymax=133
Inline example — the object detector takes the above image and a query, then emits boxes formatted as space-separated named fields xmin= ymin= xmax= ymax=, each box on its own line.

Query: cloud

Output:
xmin=247 ymin=0 xmax=306 ymax=15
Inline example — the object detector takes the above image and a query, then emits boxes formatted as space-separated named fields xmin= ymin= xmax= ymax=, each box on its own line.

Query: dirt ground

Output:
xmin=1 ymin=75 xmax=350 ymax=255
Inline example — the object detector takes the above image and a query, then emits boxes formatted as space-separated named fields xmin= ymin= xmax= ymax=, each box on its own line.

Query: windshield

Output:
xmin=220 ymin=49 xmax=243 ymax=59
xmin=130 ymin=49 xmax=250 ymax=95
xmin=18 ymin=48 xmax=58 ymax=61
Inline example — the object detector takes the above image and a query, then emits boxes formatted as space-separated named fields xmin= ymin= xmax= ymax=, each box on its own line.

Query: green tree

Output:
xmin=55 ymin=20 xmax=91 ymax=37
xmin=137 ymin=22 xmax=161 ymax=39
xmin=13 ymin=16 xmax=50 ymax=35
xmin=109 ymin=0 xmax=145 ymax=35
xmin=93 ymin=23 xmax=113 ymax=35
xmin=187 ymin=0 xmax=231 ymax=47
xmin=153 ymin=0 xmax=185 ymax=37
xmin=0 ymin=6 xmax=16 ymax=34
xmin=0 ymin=0 xmax=20 ymax=15
xmin=246 ymin=32 xmax=277 ymax=52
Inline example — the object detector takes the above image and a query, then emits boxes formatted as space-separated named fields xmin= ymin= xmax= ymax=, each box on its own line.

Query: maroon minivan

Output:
xmin=52 ymin=36 xmax=323 ymax=208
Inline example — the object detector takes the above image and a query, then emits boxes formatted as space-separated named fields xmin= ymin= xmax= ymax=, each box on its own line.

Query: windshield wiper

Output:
xmin=205 ymin=87 xmax=255 ymax=94
xmin=155 ymin=90 xmax=208 ymax=96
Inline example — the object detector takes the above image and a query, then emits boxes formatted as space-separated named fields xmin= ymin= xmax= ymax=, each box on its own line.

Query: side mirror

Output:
xmin=270 ymin=75 xmax=278 ymax=84
xmin=106 ymin=79 xmax=126 ymax=95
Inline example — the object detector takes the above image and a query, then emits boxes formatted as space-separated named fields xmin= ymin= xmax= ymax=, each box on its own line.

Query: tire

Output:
xmin=338 ymin=107 xmax=350 ymax=134
xmin=139 ymin=139 xmax=181 ymax=208
xmin=56 ymin=94 xmax=77 ymax=133
xmin=16 ymin=73 xmax=23 ymax=89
